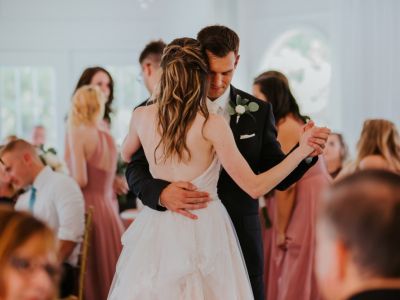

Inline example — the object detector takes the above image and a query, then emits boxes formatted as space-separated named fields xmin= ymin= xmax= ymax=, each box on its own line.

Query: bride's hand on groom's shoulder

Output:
xmin=301 ymin=121 xmax=331 ymax=157
xmin=160 ymin=182 xmax=211 ymax=220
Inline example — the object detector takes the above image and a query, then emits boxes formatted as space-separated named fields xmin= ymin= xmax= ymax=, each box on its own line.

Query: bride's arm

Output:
xmin=121 ymin=109 xmax=142 ymax=162
xmin=203 ymin=114 xmax=313 ymax=199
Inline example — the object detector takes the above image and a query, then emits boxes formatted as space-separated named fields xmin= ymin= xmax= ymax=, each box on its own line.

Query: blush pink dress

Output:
xmin=67 ymin=128 xmax=124 ymax=300
xmin=263 ymin=158 xmax=331 ymax=300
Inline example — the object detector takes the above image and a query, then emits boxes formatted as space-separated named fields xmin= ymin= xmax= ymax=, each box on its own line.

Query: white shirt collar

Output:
xmin=207 ymin=86 xmax=231 ymax=113
xmin=32 ymin=166 xmax=53 ymax=190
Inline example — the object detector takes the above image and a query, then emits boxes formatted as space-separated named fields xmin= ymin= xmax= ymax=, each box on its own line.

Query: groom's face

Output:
xmin=206 ymin=50 xmax=239 ymax=100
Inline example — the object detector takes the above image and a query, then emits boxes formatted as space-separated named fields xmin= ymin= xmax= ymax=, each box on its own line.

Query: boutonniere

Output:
xmin=227 ymin=95 xmax=259 ymax=124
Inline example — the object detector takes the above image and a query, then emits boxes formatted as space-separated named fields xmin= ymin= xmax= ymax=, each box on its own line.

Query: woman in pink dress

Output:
xmin=253 ymin=71 xmax=331 ymax=300
xmin=65 ymin=85 xmax=124 ymax=300
xmin=73 ymin=66 xmax=129 ymax=201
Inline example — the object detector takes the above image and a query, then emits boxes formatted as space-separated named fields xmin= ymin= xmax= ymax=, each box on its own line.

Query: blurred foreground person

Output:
xmin=316 ymin=170 xmax=400 ymax=300
xmin=0 ymin=208 xmax=60 ymax=300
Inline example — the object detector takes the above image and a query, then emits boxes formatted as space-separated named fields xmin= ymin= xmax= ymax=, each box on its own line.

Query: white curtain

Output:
xmin=331 ymin=0 xmax=400 ymax=153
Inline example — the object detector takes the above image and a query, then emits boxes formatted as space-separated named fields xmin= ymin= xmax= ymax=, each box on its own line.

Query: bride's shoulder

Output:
xmin=202 ymin=113 xmax=230 ymax=137
xmin=134 ymin=103 xmax=156 ymax=113
xmin=132 ymin=103 xmax=156 ymax=119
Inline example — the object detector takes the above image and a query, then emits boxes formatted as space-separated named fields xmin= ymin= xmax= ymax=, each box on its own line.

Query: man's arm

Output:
xmin=125 ymin=148 xmax=211 ymax=217
xmin=56 ymin=177 xmax=85 ymax=262
xmin=58 ymin=240 xmax=77 ymax=262
xmin=125 ymin=147 xmax=169 ymax=211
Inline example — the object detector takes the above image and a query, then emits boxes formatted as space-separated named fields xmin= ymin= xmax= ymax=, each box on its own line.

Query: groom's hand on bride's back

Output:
xmin=160 ymin=182 xmax=211 ymax=220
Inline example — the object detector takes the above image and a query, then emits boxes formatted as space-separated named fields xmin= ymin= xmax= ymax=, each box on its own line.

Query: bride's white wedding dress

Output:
xmin=108 ymin=156 xmax=254 ymax=299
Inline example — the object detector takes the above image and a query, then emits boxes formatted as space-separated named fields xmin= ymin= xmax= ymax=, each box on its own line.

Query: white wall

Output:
xmin=0 ymin=0 xmax=231 ymax=149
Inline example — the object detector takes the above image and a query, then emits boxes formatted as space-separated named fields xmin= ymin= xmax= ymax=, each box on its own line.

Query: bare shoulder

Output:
xmin=277 ymin=116 xmax=302 ymax=151
xmin=131 ymin=103 xmax=157 ymax=126
xmin=278 ymin=116 xmax=303 ymax=134
xmin=203 ymin=113 xmax=229 ymax=133
xmin=359 ymin=155 xmax=389 ymax=170
xmin=133 ymin=103 xmax=156 ymax=117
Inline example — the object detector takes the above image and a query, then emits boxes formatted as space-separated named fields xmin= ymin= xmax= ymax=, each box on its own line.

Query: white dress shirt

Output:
xmin=15 ymin=166 xmax=85 ymax=266
xmin=207 ymin=86 xmax=231 ymax=122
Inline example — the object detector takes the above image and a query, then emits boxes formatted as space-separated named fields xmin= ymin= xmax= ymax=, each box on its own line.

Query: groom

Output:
xmin=126 ymin=25 xmax=329 ymax=300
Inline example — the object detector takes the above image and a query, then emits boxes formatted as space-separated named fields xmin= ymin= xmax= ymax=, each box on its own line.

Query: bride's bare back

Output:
xmin=123 ymin=104 xmax=216 ymax=183
xmin=122 ymin=102 xmax=315 ymax=199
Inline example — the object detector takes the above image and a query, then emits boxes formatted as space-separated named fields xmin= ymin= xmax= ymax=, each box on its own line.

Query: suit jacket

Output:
xmin=348 ymin=289 xmax=400 ymax=300
xmin=125 ymin=85 xmax=317 ymax=279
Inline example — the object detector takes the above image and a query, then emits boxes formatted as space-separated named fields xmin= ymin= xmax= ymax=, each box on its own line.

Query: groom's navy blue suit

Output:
xmin=126 ymin=85 xmax=317 ymax=300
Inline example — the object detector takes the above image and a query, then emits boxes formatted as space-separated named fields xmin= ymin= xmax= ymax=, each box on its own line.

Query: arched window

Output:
xmin=260 ymin=28 xmax=331 ymax=122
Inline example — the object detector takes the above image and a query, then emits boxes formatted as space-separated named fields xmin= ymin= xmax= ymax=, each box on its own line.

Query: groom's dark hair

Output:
xmin=197 ymin=25 xmax=240 ymax=57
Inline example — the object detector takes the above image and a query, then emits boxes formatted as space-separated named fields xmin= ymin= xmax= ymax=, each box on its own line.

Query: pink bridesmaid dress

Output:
xmin=263 ymin=158 xmax=331 ymax=300
xmin=67 ymin=128 xmax=124 ymax=300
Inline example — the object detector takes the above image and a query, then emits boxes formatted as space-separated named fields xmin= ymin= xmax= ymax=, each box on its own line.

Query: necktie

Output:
xmin=29 ymin=186 xmax=37 ymax=212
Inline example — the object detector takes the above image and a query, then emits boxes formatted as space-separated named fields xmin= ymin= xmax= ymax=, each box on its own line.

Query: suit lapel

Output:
xmin=229 ymin=86 xmax=239 ymax=140
xmin=229 ymin=86 xmax=257 ymax=138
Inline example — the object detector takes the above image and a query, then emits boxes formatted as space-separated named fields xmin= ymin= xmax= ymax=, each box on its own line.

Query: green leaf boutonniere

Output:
xmin=227 ymin=95 xmax=260 ymax=124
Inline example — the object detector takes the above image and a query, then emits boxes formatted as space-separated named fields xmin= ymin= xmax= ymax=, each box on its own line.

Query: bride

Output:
xmin=108 ymin=38 xmax=318 ymax=300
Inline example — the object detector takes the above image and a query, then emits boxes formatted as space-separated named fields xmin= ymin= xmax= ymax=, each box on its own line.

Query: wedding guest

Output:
xmin=0 ymin=208 xmax=60 ymax=300
xmin=0 ymin=149 xmax=16 ymax=207
xmin=74 ymin=66 xmax=114 ymax=127
xmin=0 ymin=139 xmax=84 ymax=298
xmin=253 ymin=70 xmax=331 ymax=300
xmin=139 ymin=39 xmax=166 ymax=95
xmin=65 ymin=85 xmax=124 ymax=300
xmin=316 ymin=170 xmax=400 ymax=300
xmin=72 ymin=66 xmax=129 ymax=201
xmin=31 ymin=125 xmax=46 ymax=148
xmin=323 ymin=132 xmax=348 ymax=179
xmin=337 ymin=119 xmax=400 ymax=179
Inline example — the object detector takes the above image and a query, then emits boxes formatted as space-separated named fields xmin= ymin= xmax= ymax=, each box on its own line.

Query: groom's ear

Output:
xmin=143 ymin=63 xmax=152 ymax=76
xmin=234 ymin=54 xmax=240 ymax=69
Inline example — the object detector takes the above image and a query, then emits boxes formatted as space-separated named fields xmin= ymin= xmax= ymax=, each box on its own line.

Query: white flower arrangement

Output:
xmin=38 ymin=146 xmax=68 ymax=174
xmin=227 ymin=95 xmax=260 ymax=123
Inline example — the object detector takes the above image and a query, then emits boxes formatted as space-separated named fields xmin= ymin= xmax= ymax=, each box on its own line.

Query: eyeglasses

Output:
xmin=9 ymin=256 xmax=61 ymax=281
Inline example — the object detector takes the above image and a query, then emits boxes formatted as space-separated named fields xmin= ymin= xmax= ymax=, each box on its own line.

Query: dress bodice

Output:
xmin=190 ymin=157 xmax=220 ymax=201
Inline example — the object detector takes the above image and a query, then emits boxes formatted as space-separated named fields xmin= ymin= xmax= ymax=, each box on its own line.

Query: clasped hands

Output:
xmin=160 ymin=121 xmax=330 ymax=220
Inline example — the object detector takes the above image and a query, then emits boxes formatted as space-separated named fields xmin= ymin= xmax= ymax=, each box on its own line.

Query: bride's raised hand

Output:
xmin=301 ymin=121 xmax=331 ymax=157
xmin=298 ymin=123 xmax=316 ymax=157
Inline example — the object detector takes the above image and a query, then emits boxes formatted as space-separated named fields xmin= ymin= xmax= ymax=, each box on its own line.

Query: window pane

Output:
xmin=261 ymin=29 xmax=331 ymax=123
xmin=0 ymin=67 xmax=57 ymax=148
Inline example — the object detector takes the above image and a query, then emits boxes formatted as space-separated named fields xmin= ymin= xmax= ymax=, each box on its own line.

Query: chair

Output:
xmin=76 ymin=206 xmax=94 ymax=300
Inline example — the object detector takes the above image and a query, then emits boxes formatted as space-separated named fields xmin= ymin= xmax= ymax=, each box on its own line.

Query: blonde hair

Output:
xmin=356 ymin=119 xmax=400 ymax=172
xmin=68 ymin=85 xmax=106 ymax=128
xmin=0 ymin=208 xmax=59 ymax=298
xmin=155 ymin=37 xmax=209 ymax=163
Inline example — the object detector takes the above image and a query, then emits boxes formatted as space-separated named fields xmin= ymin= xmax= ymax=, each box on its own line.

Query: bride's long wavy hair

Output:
xmin=154 ymin=37 xmax=209 ymax=163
